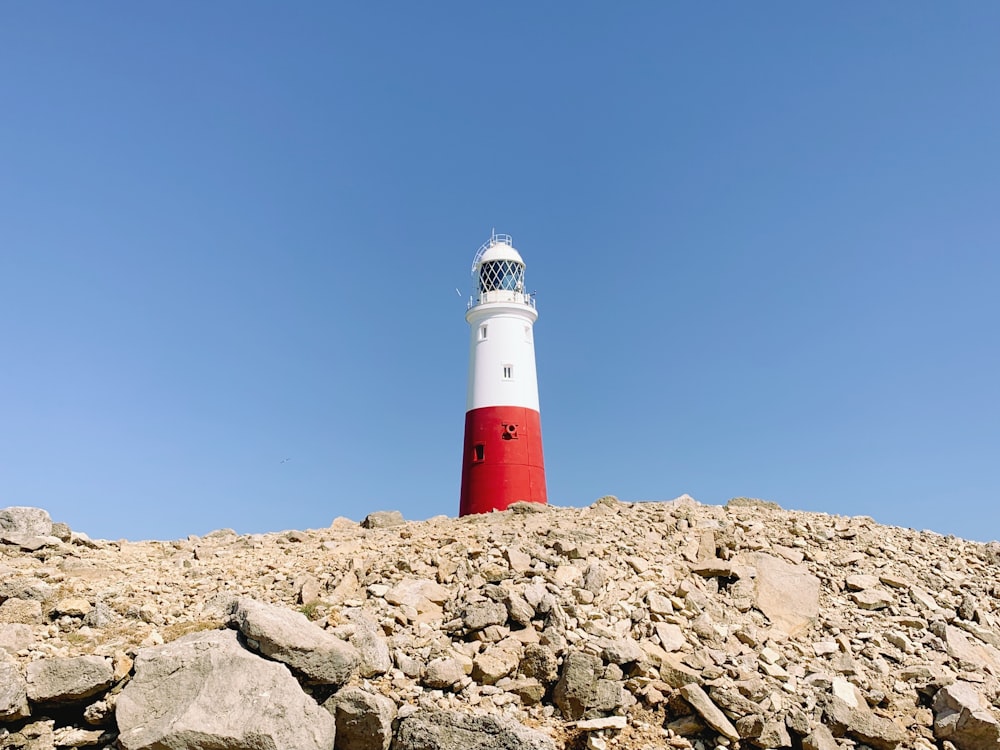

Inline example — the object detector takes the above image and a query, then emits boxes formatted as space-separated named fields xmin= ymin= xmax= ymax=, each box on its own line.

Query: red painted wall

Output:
xmin=459 ymin=405 xmax=547 ymax=516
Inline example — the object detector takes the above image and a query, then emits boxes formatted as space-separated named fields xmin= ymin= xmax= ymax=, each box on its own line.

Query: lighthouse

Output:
xmin=460 ymin=233 xmax=547 ymax=516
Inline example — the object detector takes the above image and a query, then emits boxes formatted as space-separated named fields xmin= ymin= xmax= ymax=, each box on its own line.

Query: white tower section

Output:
xmin=465 ymin=235 xmax=540 ymax=412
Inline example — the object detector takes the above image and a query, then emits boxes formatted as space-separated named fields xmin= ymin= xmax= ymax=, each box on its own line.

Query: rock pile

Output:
xmin=1 ymin=497 xmax=999 ymax=750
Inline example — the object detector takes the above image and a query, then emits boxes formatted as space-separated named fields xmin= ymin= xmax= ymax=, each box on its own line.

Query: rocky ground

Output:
xmin=1 ymin=496 xmax=999 ymax=750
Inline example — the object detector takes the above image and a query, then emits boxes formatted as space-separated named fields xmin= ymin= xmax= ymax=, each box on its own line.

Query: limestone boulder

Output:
xmin=462 ymin=600 xmax=508 ymax=632
xmin=0 ymin=661 xmax=29 ymax=720
xmin=25 ymin=655 xmax=113 ymax=703
xmin=347 ymin=611 xmax=393 ymax=677
xmin=362 ymin=510 xmax=405 ymax=528
xmin=739 ymin=552 xmax=820 ymax=636
xmin=553 ymin=650 xmax=601 ymax=720
xmin=0 ymin=506 xmax=53 ymax=538
xmin=325 ymin=686 xmax=396 ymax=750
xmin=230 ymin=597 xmax=360 ymax=685
xmin=392 ymin=709 xmax=555 ymax=750
xmin=933 ymin=680 xmax=1000 ymax=750
xmin=0 ymin=623 xmax=34 ymax=654
xmin=116 ymin=629 xmax=335 ymax=750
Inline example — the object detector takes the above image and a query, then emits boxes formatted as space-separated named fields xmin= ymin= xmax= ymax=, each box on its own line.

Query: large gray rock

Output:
xmin=362 ymin=510 xmax=405 ymax=528
xmin=325 ymin=686 xmax=396 ymax=750
xmin=0 ymin=507 xmax=53 ymax=537
xmin=230 ymin=597 xmax=360 ymax=685
xmin=741 ymin=552 xmax=820 ymax=636
xmin=0 ymin=661 xmax=29 ymax=720
xmin=348 ymin=611 xmax=393 ymax=677
xmin=25 ymin=655 xmax=113 ymax=703
xmin=552 ymin=650 xmax=600 ymax=720
xmin=933 ymin=680 xmax=1000 ymax=750
xmin=462 ymin=600 xmax=508 ymax=632
xmin=116 ymin=629 xmax=335 ymax=750
xmin=392 ymin=709 xmax=555 ymax=750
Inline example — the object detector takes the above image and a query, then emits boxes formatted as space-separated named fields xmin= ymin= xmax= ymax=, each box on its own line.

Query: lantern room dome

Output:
xmin=476 ymin=238 xmax=524 ymax=267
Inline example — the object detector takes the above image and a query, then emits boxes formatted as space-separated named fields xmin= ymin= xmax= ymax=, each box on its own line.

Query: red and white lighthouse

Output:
xmin=459 ymin=233 xmax=547 ymax=516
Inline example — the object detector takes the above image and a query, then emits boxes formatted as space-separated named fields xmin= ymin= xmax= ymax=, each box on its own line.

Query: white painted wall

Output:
xmin=465 ymin=300 xmax=540 ymax=411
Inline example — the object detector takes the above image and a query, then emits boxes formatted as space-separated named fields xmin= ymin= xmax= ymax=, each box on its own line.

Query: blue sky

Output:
xmin=2 ymin=4 xmax=998 ymax=541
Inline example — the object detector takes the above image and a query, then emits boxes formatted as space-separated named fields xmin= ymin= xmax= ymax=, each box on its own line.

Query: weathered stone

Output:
xmin=25 ymin=655 xmax=113 ymax=703
xmin=679 ymin=684 xmax=740 ymax=741
xmin=0 ymin=661 xmax=29 ymax=720
xmin=361 ymin=510 xmax=405 ymax=528
xmin=520 ymin=644 xmax=559 ymax=683
xmin=393 ymin=709 xmax=555 ymax=750
xmin=297 ymin=575 xmax=322 ymax=605
xmin=385 ymin=579 xmax=450 ymax=614
xmin=0 ymin=506 xmax=53 ymax=537
xmin=601 ymin=638 xmax=644 ymax=665
xmin=0 ymin=623 xmax=34 ymax=654
xmin=575 ymin=716 xmax=627 ymax=731
xmin=822 ymin=678 xmax=905 ymax=749
xmin=505 ymin=591 xmax=535 ymax=626
xmin=553 ymin=650 xmax=601 ymax=719
xmin=851 ymin=588 xmax=895 ymax=610
xmin=53 ymin=598 xmax=92 ymax=617
xmin=659 ymin=652 xmax=701 ymax=687
xmin=503 ymin=677 xmax=546 ymax=705
xmin=802 ymin=724 xmax=840 ymax=750
xmin=0 ymin=598 xmax=43 ymax=624
xmin=845 ymin=574 xmax=881 ymax=590
xmin=753 ymin=719 xmax=792 ymax=748
xmin=326 ymin=686 xmax=396 ymax=750
xmin=654 ymin=622 xmax=685 ymax=652
xmin=463 ymin=600 xmax=508 ymax=632
xmin=505 ymin=547 xmax=532 ymax=573
xmin=690 ymin=560 xmax=735 ymax=577
xmin=117 ymin=629 xmax=335 ymax=750
xmin=709 ymin=687 xmax=762 ymax=721
xmin=0 ymin=578 xmax=53 ymax=602
xmin=473 ymin=647 xmax=519 ymax=684
xmin=942 ymin=624 xmax=1000 ymax=675
xmin=230 ymin=597 xmax=360 ymax=685
xmin=647 ymin=591 xmax=673 ymax=616
xmin=741 ymin=552 xmax=820 ymax=636
xmin=348 ymin=611 xmax=392 ymax=677
xmin=423 ymin=657 xmax=465 ymax=689
xmin=933 ymin=680 xmax=1000 ymax=750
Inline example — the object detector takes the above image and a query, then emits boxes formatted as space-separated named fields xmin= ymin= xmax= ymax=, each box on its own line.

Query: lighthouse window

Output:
xmin=473 ymin=443 xmax=485 ymax=462
xmin=479 ymin=260 xmax=525 ymax=293
xmin=503 ymin=365 xmax=513 ymax=380
xmin=479 ymin=325 xmax=488 ymax=340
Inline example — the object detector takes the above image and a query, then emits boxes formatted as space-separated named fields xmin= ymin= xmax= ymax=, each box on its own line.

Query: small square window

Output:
xmin=502 ymin=365 xmax=513 ymax=380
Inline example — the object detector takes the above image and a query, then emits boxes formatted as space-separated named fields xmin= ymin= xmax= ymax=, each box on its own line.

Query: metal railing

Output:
xmin=467 ymin=290 xmax=536 ymax=310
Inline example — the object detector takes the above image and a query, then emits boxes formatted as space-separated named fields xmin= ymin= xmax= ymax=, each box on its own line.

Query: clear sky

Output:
xmin=2 ymin=4 xmax=998 ymax=542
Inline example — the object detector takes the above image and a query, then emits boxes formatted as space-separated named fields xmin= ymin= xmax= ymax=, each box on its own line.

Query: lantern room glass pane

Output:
xmin=479 ymin=260 xmax=525 ymax=293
